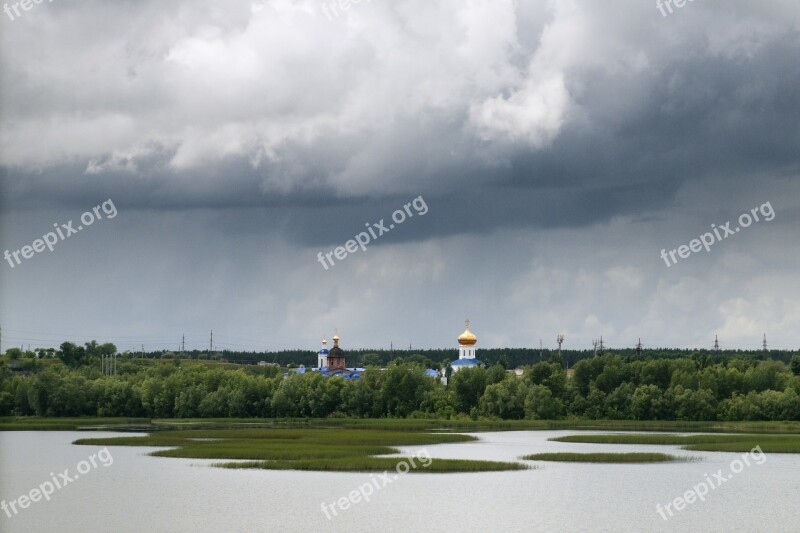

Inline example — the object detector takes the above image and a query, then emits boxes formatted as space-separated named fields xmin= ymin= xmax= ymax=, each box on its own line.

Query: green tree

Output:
xmin=450 ymin=367 xmax=488 ymax=413
xmin=57 ymin=342 xmax=86 ymax=368
xmin=572 ymin=357 xmax=604 ymax=396
xmin=630 ymin=384 xmax=667 ymax=420
xmin=594 ymin=357 xmax=628 ymax=393
xmin=584 ymin=386 xmax=607 ymax=418
xmin=789 ymin=355 xmax=800 ymax=376
xmin=524 ymin=384 xmax=563 ymax=419
xmin=361 ymin=353 xmax=382 ymax=367
xmin=640 ymin=360 xmax=672 ymax=390
xmin=746 ymin=360 xmax=788 ymax=392
xmin=380 ymin=365 xmax=433 ymax=417
xmin=479 ymin=378 xmax=527 ymax=419
xmin=605 ymin=382 xmax=636 ymax=419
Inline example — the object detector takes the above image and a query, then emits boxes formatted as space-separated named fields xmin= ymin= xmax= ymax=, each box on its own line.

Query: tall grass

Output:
xmin=73 ymin=427 xmax=527 ymax=472
xmin=219 ymin=458 xmax=529 ymax=472
xmin=522 ymin=452 xmax=681 ymax=463
xmin=550 ymin=433 xmax=800 ymax=453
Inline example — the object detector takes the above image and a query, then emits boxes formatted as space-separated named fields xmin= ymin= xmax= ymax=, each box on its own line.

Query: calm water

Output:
xmin=1 ymin=430 xmax=797 ymax=532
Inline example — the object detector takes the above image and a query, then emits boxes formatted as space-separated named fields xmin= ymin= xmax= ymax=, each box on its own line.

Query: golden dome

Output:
xmin=458 ymin=320 xmax=477 ymax=346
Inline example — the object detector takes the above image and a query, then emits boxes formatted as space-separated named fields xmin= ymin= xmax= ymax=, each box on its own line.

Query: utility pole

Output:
xmin=762 ymin=333 xmax=768 ymax=355
xmin=636 ymin=338 xmax=642 ymax=360
xmin=556 ymin=334 xmax=565 ymax=368
xmin=539 ymin=339 xmax=543 ymax=362
xmin=208 ymin=330 xmax=213 ymax=359
xmin=142 ymin=344 xmax=145 ymax=359
xmin=181 ymin=334 xmax=185 ymax=359
xmin=103 ymin=353 xmax=116 ymax=376
xmin=599 ymin=336 xmax=604 ymax=353
xmin=592 ymin=339 xmax=598 ymax=358
xmin=714 ymin=335 xmax=719 ymax=351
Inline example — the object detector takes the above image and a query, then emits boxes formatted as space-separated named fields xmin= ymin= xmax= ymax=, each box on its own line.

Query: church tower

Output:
xmin=450 ymin=319 xmax=481 ymax=373
xmin=327 ymin=333 xmax=346 ymax=371
xmin=458 ymin=320 xmax=477 ymax=359
xmin=317 ymin=338 xmax=329 ymax=369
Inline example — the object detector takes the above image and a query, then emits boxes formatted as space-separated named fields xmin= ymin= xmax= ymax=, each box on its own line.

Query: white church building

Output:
xmin=450 ymin=320 xmax=482 ymax=372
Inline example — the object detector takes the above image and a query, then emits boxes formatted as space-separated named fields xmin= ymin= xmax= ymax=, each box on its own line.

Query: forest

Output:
xmin=2 ymin=341 xmax=800 ymax=421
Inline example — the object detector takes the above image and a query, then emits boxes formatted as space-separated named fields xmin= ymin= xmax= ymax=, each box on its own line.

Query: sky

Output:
xmin=1 ymin=0 xmax=799 ymax=354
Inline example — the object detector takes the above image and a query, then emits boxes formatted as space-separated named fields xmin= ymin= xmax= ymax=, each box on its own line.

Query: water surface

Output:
xmin=1 ymin=430 xmax=796 ymax=532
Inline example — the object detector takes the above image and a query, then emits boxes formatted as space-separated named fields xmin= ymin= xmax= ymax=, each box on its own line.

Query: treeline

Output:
xmin=193 ymin=347 xmax=798 ymax=369
xmin=8 ymin=340 xmax=793 ymax=370
xmin=2 ymin=353 xmax=800 ymax=421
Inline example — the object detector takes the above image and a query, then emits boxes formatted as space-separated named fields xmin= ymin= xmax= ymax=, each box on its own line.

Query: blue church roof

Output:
xmin=424 ymin=369 xmax=441 ymax=377
xmin=318 ymin=348 xmax=329 ymax=355
xmin=451 ymin=358 xmax=482 ymax=366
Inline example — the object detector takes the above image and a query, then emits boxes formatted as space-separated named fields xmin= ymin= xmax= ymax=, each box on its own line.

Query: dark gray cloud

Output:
xmin=1 ymin=0 xmax=799 ymax=351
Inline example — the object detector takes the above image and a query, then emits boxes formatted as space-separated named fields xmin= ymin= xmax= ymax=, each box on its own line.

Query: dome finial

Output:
xmin=458 ymin=320 xmax=477 ymax=346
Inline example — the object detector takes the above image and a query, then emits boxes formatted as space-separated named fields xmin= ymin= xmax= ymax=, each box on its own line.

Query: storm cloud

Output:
xmin=1 ymin=0 xmax=799 ymax=352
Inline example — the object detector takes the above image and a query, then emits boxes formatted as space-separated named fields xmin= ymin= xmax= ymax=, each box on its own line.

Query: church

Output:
xmin=313 ymin=333 xmax=362 ymax=379
xmin=313 ymin=320 xmax=482 ymax=378
xmin=449 ymin=320 xmax=483 ymax=372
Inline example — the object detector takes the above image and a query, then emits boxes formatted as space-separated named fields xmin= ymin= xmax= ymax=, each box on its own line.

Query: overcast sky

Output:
xmin=1 ymin=0 xmax=799 ymax=354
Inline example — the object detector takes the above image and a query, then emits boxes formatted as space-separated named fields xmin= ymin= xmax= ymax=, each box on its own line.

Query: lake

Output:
xmin=1 ymin=430 xmax=797 ymax=532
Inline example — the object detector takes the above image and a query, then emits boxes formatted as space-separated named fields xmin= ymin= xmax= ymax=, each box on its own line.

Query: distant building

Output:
xmin=317 ymin=339 xmax=329 ymax=368
xmin=328 ymin=334 xmax=345 ymax=370
xmin=424 ymin=368 xmax=442 ymax=379
xmin=450 ymin=320 xmax=483 ymax=373
xmin=313 ymin=333 xmax=362 ymax=379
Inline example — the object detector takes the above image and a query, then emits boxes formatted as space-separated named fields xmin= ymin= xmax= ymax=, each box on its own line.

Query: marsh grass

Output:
xmin=550 ymin=433 xmax=800 ymax=453
xmin=73 ymin=427 xmax=528 ymax=472
xmin=0 ymin=417 xmax=150 ymax=431
xmin=219 ymin=457 xmax=528 ymax=472
xmin=521 ymin=452 xmax=681 ymax=463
